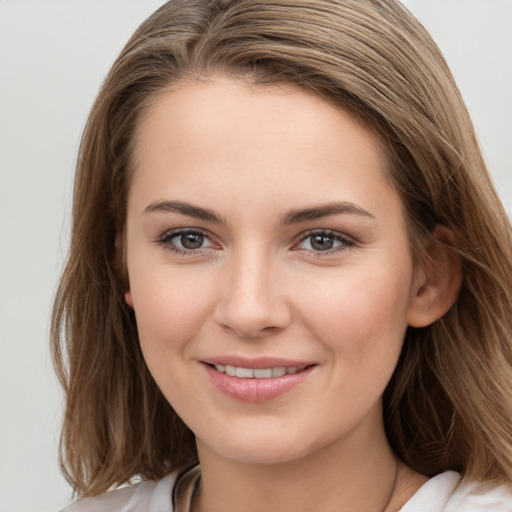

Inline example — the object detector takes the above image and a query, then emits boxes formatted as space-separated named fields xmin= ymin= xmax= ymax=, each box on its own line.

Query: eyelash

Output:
xmin=157 ymin=228 xmax=217 ymax=255
xmin=293 ymin=229 xmax=356 ymax=257
xmin=157 ymin=228 xmax=356 ymax=256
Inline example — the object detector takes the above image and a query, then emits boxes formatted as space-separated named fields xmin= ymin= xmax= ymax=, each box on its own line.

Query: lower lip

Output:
xmin=202 ymin=364 xmax=315 ymax=403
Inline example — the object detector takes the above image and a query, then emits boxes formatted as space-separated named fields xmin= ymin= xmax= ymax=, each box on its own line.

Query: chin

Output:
xmin=195 ymin=424 xmax=327 ymax=466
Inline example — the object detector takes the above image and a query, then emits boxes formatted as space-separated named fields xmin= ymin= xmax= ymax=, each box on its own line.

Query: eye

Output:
xmin=295 ymin=230 xmax=355 ymax=253
xmin=158 ymin=228 xmax=216 ymax=253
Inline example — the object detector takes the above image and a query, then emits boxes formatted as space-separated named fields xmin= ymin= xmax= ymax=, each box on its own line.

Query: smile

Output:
xmin=212 ymin=364 xmax=307 ymax=379
xmin=203 ymin=361 xmax=316 ymax=402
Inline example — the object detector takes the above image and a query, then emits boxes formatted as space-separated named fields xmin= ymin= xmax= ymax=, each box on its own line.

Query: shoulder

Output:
xmin=59 ymin=472 xmax=177 ymax=512
xmin=401 ymin=471 xmax=512 ymax=512
xmin=447 ymin=478 xmax=512 ymax=512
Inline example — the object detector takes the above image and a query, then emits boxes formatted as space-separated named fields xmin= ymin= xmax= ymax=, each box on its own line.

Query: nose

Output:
xmin=213 ymin=245 xmax=292 ymax=339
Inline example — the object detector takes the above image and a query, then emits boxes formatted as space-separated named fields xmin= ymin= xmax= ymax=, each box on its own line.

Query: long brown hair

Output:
xmin=51 ymin=0 xmax=512 ymax=497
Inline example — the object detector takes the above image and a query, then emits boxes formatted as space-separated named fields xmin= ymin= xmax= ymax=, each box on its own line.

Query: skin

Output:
xmin=124 ymin=77 xmax=458 ymax=511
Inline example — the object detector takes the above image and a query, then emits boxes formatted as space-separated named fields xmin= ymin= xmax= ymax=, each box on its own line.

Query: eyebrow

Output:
xmin=144 ymin=199 xmax=375 ymax=225
xmin=144 ymin=200 xmax=225 ymax=224
xmin=281 ymin=202 xmax=375 ymax=224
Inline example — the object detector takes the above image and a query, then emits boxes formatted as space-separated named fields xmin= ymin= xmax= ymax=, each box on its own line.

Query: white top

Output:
xmin=61 ymin=468 xmax=512 ymax=511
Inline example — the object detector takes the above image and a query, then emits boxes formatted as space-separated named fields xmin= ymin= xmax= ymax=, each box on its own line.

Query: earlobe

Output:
xmin=407 ymin=225 xmax=463 ymax=328
xmin=125 ymin=290 xmax=134 ymax=308
xmin=115 ymin=232 xmax=133 ymax=308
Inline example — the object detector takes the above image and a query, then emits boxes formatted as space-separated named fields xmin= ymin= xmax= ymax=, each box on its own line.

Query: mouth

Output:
xmin=201 ymin=359 xmax=317 ymax=402
xmin=207 ymin=363 xmax=312 ymax=379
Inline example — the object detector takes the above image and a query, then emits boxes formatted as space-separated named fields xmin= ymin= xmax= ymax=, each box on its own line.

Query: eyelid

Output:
xmin=157 ymin=227 xmax=219 ymax=253
xmin=292 ymin=229 xmax=356 ymax=254
xmin=155 ymin=227 xmax=356 ymax=257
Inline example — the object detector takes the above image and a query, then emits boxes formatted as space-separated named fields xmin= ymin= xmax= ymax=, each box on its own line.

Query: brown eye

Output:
xmin=159 ymin=228 xmax=215 ymax=253
xmin=180 ymin=232 xmax=205 ymax=250
xmin=310 ymin=234 xmax=335 ymax=251
xmin=295 ymin=230 xmax=354 ymax=253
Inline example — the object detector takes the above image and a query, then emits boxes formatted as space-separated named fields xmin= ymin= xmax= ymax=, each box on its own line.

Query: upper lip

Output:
xmin=202 ymin=356 xmax=315 ymax=369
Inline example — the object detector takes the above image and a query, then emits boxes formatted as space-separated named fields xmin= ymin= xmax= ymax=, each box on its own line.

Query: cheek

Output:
xmin=294 ymin=261 xmax=413 ymax=364
xmin=129 ymin=266 xmax=217 ymax=358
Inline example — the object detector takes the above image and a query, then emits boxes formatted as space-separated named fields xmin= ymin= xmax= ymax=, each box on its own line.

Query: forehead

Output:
xmin=129 ymin=76 xmax=401 ymax=223
xmin=135 ymin=76 xmax=388 ymax=158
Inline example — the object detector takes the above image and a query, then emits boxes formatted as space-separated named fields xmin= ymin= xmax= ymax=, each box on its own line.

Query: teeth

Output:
xmin=253 ymin=368 xmax=272 ymax=379
xmin=235 ymin=367 xmax=254 ymax=378
xmin=213 ymin=364 xmax=305 ymax=379
xmin=271 ymin=367 xmax=287 ymax=377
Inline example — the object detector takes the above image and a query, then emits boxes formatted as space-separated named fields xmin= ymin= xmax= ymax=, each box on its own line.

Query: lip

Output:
xmin=201 ymin=358 xmax=317 ymax=403
xmin=203 ymin=356 xmax=312 ymax=369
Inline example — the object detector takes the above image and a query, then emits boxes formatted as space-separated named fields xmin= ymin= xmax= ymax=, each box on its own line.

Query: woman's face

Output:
xmin=125 ymin=77 xmax=424 ymax=465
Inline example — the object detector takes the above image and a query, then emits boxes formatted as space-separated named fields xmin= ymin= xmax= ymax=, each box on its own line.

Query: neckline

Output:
xmin=172 ymin=465 xmax=201 ymax=512
xmin=172 ymin=466 xmax=460 ymax=512
xmin=398 ymin=471 xmax=459 ymax=511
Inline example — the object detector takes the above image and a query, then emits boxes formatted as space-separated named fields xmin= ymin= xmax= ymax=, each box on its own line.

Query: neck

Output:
xmin=192 ymin=420 xmax=420 ymax=512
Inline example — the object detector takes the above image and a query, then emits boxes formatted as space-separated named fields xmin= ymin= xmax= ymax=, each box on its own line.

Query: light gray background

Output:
xmin=0 ymin=1 xmax=511 ymax=511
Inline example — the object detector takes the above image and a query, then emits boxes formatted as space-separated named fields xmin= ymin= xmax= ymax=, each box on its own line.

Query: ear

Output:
xmin=115 ymin=232 xmax=134 ymax=309
xmin=125 ymin=290 xmax=134 ymax=308
xmin=407 ymin=225 xmax=462 ymax=328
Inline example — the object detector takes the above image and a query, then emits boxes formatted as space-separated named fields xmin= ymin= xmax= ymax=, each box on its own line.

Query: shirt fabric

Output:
xmin=60 ymin=467 xmax=512 ymax=511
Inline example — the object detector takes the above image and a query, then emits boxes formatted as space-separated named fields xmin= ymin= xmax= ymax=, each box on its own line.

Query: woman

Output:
xmin=53 ymin=0 xmax=512 ymax=510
